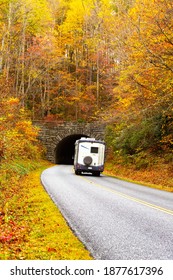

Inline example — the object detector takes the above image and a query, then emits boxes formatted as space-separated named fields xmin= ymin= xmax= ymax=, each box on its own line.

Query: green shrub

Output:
xmin=106 ymin=114 xmax=165 ymax=156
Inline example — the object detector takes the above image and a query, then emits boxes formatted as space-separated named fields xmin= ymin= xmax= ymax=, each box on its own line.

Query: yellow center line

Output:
xmin=81 ymin=176 xmax=173 ymax=216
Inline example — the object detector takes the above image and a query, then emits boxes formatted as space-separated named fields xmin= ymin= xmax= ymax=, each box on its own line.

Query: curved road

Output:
xmin=41 ymin=165 xmax=173 ymax=260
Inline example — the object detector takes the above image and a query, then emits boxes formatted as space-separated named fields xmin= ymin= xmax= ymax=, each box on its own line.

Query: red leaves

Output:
xmin=0 ymin=218 xmax=27 ymax=245
xmin=47 ymin=247 xmax=57 ymax=253
xmin=0 ymin=233 xmax=13 ymax=243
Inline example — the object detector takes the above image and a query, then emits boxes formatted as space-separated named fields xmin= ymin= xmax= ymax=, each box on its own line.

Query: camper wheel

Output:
xmin=75 ymin=170 xmax=81 ymax=175
xmin=93 ymin=171 xmax=100 ymax=176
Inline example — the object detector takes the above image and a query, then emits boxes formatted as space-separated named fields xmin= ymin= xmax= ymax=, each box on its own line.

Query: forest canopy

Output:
xmin=0 ymin=0 xmax=172 ymax=154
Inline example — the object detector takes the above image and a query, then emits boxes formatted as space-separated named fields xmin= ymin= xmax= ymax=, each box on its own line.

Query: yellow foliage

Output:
xmin=16 ymin=121 xmax=39 ymax=142
xmin=0 ymin=96 xmax=41 ymax=162
xmin=7 ymin=98 xmax=19 ymax=106
xmin=105 ymin=155 xmax=173 ymax=192
xmin=0 ymin=162 xmax=93 ymax=260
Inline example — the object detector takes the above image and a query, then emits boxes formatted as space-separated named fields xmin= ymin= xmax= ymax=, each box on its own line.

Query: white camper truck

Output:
xmin=74 ymin=137 xmax=105 ymax=176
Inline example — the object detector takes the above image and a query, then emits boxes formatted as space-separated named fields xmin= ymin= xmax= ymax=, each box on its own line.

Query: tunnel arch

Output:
xmin=55 ymin=134 xmax=89 ymax=164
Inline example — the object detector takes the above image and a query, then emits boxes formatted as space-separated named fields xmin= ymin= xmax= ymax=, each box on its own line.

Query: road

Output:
xmin=41 ymin=165 xmax=173 ymax=260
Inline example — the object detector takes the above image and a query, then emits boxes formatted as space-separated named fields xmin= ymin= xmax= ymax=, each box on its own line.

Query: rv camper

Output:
xmin=74 ymin=137 xmax=105 ymax=176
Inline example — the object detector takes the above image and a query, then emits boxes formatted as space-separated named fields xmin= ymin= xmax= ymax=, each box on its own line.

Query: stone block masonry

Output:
xmin=33 ymin=121 xmax=106 ymax=163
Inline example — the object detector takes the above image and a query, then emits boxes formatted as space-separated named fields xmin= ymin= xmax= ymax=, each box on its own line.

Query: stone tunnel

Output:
xmin=55 ymin=134 xmax=88 ymax=164
xmin=34 ymin=121 xmax=106 ymax=163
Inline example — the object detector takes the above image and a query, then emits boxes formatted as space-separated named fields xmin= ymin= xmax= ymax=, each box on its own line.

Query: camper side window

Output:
xmin=91 ymin=147 xmax=98 ymax=153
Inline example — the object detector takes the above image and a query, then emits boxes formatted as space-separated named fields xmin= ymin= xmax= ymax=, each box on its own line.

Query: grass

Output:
xmin=104 ymin=157 xmax=173 ymax=192
xmin=1 ymin=153 xmax=172 ymax=260
xmin=0 ymin=160 xmax=93 ymax=260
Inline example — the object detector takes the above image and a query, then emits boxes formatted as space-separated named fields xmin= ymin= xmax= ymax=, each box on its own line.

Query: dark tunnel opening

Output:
xmin=55 ymin=134 xmax=89 ymax=164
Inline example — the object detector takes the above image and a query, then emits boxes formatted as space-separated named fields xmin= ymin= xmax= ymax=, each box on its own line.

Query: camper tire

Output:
xmin=75 ymin=170 xmax=81 ymax=175
xmin=83 ymin=156 xmax=92 ymax=166
xmin=93 ymin=171 xmax=100 ymax=176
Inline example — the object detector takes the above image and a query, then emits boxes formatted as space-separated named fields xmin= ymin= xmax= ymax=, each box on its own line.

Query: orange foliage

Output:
xmin=105 ymin=158 xmax=173 ymax=191
xmin=0 ymin=94 xmax=41 ymax=162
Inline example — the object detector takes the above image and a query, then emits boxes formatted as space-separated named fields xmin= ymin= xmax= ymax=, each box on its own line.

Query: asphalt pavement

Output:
xmin=41 ymin=165 xmax=173 ymax=260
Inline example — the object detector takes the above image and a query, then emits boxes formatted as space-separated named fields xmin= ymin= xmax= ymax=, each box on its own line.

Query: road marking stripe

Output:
xmin=81 ymin=176 xmax=173 ymax=216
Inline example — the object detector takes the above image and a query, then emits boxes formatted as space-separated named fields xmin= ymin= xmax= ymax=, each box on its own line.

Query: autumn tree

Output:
xmin=0 ymin=0 xmax=120 ymax=122
xmin=49 ymin=0 xmax=117 ymax=121
xmin=108 ymin=0 xmax=173 ymax=155
xmin=0 ymin=0 xmax=57 ymax=113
